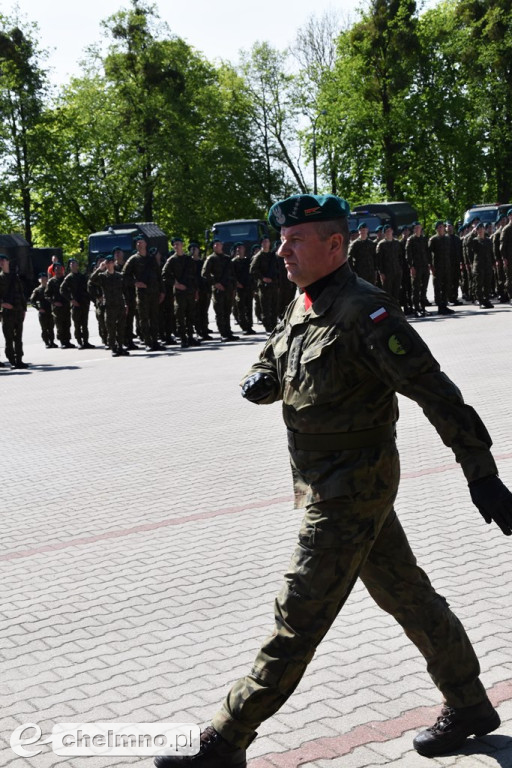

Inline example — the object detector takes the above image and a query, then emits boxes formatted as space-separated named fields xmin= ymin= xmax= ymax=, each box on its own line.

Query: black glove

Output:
xmin=469 ymin=475 xmax=512 ymax=536
xmin=241 ymin=373 xmax=277 ymax=403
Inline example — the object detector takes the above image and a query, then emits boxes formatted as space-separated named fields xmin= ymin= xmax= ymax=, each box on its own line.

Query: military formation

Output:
xmin=0 ymin=234 xmax=295 ymax=369
xmin=348 ymin=207 xmax=512 ymax=316
xmin=2 ymin=209 xmax=512 ymax=370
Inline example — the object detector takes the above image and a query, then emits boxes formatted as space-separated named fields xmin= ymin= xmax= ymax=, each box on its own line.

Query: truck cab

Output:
xmin=88 ymin=222 xmax=168 ymax=270
xmin=205 ymin=219 xmax=277 ymax=255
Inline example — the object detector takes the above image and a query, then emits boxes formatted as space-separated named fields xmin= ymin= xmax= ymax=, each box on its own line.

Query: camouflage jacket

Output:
xmin=45 ymin=276 xmax=69 ymax=306
xmin=30 ymin=284 xmax=51 ymax=312
xmin=250 ymin=249 xmax=278 ymax=283
xmin=201 ymin=252 xmax=236 ymax=289
xmin=122 ymin=253 xmax=163 ymax=294
xmin=348 ymin=238 xmax=376 ymax=282
xmin=376 ymin=239 xmax=402 ymax=277
xmin=88 ymin=269 xmax=126 ymax=308
xmin=428 ymin=234 xmax=451 ymax=266
xmin=500 ymin=221 xmax=512 ymax=262
xmin=60 ymin=271 xmax=91 ymax=305
xmin=405 ymin=234 xmax=429 ymax=269
xmin=162 ymin=253 xmax=197 ymax=293
xmin=242 ymin=263 xmax=497 ymax=506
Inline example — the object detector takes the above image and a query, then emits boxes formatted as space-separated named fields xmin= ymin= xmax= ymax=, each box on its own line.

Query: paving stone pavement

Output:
xmin=1 ymin=299 xmax=512 ymax=768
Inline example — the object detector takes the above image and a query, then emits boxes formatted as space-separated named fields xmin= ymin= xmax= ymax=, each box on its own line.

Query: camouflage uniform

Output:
xmin=499 ymin=220 xmax=512 ymax=296
xmin=122 ymin=251 xmax=163 ymax=349
xmin=88 ymin=268 xmax=126 ymax=351
xmin=428 ymin=233 xmax=452 ymax=310
xmin=202 ymin=250 xmax=237 ymax=339
xmin=405 ymin=233 xmax=430 ymax=314
xmin=250 ymin=248 xmax=278 ymax=331
xmin=212 ymin=262 xmax=496 ymax=749
xmin=347 ymin=237 xmax=376 ymax=285
xmin=61 ymin=270 xmax=91 ymax=347
xmin=232 ymin=254 xmax=254 ymax=333
xmin=0 ymin=270 xmax=27 ymax=364
xmin=376 ymin=238 xmax=402 ymax=300
xmin=45 ymin=275 xmax=72 ymax=345
xmin=162 ymin=252 xmax=197 ymax=344
xmin=468 ymin=236 xmax=493 ymax=306
xmin=30 ymin=284 xmax=55 ymax=347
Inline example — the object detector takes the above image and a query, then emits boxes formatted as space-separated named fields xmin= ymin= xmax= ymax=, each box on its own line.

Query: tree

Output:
xmin=0 ymin=15 xmax=49 ymax=244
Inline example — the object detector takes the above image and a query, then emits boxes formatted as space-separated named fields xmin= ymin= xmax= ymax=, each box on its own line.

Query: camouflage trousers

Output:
xmin=71 ymin=302 xmax=91 ymax=345
xmin=213 ymin=479 xmax=485 ymax=748
xmin=37 ymin=310 xmax=55 ymax=345
xmin=1 ymin=308 xmax=24 ymax=363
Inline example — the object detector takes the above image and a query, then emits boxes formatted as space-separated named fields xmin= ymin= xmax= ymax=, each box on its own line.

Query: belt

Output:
xmin=287 ymin=424 xmax=396 ymax=452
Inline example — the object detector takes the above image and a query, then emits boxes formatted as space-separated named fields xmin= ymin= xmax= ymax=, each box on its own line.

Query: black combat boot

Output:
xmin=413 ymin=700 xmax=500 ymax=757
xmin=154 ymin=726 xmax=246 ymax=767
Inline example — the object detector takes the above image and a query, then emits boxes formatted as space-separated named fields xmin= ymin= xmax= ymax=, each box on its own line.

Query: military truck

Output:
xmin=88 ymin=222 xmax=168 ymax=270
xmin=0 ymin=234 xmax=63 ymax=296
xmin=351 ymin=202 xmax=418 ymax=233
xmin=462 ymin=203 xmax=511 ymax=227
xmin=205 ymin=219 xmax=277 ymax=255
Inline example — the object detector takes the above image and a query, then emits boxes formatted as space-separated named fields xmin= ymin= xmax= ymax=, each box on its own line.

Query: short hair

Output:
xmin=315 ymin=218 xmax=349 ymax=256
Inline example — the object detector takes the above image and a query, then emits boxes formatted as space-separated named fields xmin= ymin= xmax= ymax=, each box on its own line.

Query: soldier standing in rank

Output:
xmin=250 ymin=237 xmax=278 ymax=333
xmin=347 ymin=222 xmax=377 ymax=285
xmin=162 ymin=237 xmax=200 ymax=349
xmin=492 ymin=214 xmax=508 ymax=302
xmin=60 ymin=258 xmax=94 ymax=349
xmin=87 ymin=262 xmax=108 ymax=348
xmin=232 ymin=242 xmax=256 ymax=336
xmin=202 ymin=238 xmax=239 ymax=342
xmin=117 ymin=248 xmax=138 ymax=350
xmin=88 ymin=254 xmax=129 ymax=356
xmin=468 ymin=222 xmax=493 ymax=309
xmin=406 ymin=222 xmax=430 ymax=317
xmin=463 ymin=217 xmax=481 ymax=302
xmin=30 ymin=272 xmax=57 ymax=349
xmin=398 ymin=224 xmax=413 ymax=314
xmin=45 ymin=262 xmax=75 ymax=348
xmin=123 ymin=235 xmax=165 ymax=352
xmin=446 ymin=221 xmax=463 ymax=306
xmin=376 ymin=223 xmax=402 ymax=300
xmin=190 ymin=241 xmax=212 ymax=341
xmin=499 ymin=207 xmax=512 ymax=302
xmin=428 ymin=221 xmax=454 ymax=315
xmin=0 ymin=253 xmax=28 ymax=368
xmin=153 ymin=193 xmax=512 ymax=768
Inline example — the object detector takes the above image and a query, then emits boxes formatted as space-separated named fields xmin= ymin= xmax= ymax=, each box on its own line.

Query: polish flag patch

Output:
xmin=369 ymin=307 xmax=389 ymax=323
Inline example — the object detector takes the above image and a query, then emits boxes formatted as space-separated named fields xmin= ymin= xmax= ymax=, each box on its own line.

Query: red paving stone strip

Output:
xmin=248 ymin=679 xmax=512 ymax=767
xmin=3 ymin=452 xmax=512 ymax=563
xmin=0 ymin=495 xmax=292 ymax=562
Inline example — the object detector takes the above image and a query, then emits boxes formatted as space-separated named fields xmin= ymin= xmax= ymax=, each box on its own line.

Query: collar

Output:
xmin=291 ymin=262 xmax=354 ymax=324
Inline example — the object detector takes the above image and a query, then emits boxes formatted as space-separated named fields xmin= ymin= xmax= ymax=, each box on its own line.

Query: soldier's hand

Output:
xmin=469 ymin=475 xmax=512 ymax=535
xmin=241 ymin=373 xmax=277 ymax=403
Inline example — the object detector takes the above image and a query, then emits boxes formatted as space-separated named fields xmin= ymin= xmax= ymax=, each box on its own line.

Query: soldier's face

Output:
xmin=278 ymin=223 xmax=343 ymax=288
xmin=136 ymin=240 xmax=147 ymax=256
xmin=359 ymin=227 xmax=368 ymax=240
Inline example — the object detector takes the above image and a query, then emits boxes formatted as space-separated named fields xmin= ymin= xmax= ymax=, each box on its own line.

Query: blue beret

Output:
xmin=411 ymin=221 xmax=421 ymax=227
xmin=0 ymin=253 xmax=10 ymax=260
xmin=358 ymin=222 xmax=368 ymax=230
xmin=434 ymin=220 xmax=445 ymax=229
xmin=375 ymin=225 xmax=383 ymax=232
xmin=38 ymin=271 xmax=47 ymax=277
xmin=268 ymin=193 xmax=350 ymax=229
xmin=188 ymin=241 xmax=199 ymax=249
xmin=171 ymin=237 xmax=183 ymax=245
xmin=104 ymin=254 xmax=115 ymax=262
xmin=383 ymin=223 xmax=393 ymax=232
xmin=507 ymin=208 xmax=512 ymax=216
